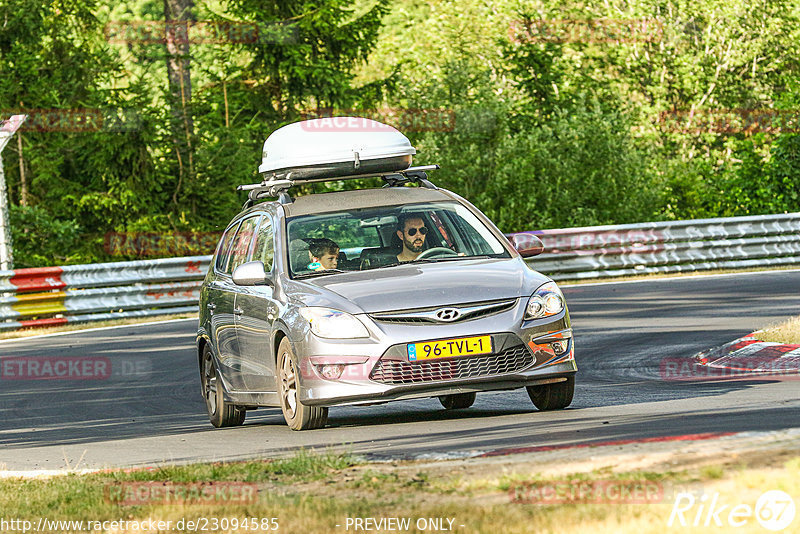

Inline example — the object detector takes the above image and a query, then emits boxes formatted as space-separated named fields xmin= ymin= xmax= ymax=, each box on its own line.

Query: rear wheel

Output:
xmin=277 ymin=338 xmax=328 ymax=430
xmin=201 ymin=344 xmax=246 ymax=427
xmin=439 ymin=392 xmax=476 ymax=410
xmin=526 ymin=375 xmax=575 ymax=411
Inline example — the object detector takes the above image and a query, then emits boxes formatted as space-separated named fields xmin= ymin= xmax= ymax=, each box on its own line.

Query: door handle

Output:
xmin=233 ymin=307 xmax=243 ymax=316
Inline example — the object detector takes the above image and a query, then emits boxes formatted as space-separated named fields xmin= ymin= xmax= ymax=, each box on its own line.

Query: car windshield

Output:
xmin=285 ymin=201 xmax=510 ymax=277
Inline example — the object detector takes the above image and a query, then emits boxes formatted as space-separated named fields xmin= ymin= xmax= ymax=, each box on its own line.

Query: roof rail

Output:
xmin=238 ymin=165 xmax=440 ymax=208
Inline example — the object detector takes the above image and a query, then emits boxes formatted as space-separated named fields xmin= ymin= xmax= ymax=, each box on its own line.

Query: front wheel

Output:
xmin=526 ymin=375 xmax=575 ymax=411
xmin=201 ymin=344 xmax=246 ymax=428
xmin=277 ymin=338 xmax=328 ymax=430
xmin=439 ymin=392 xmax=476 ymax=410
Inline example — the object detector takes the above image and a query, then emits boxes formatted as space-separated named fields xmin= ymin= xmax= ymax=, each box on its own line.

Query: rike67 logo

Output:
xmin=668 ymin=490 xmax=795 ymax=531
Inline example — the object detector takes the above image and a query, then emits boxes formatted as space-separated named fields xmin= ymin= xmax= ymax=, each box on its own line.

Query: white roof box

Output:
xmin=258 ymin=116 xmax=416 ymax=180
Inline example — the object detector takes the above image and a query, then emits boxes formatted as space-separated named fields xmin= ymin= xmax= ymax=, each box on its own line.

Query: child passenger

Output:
xmin=308 ymin=238 xmax=340 ymax=271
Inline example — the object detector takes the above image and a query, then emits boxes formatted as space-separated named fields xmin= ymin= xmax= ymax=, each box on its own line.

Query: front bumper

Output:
xmin=293 ymin=299 xmax=576 ymax=407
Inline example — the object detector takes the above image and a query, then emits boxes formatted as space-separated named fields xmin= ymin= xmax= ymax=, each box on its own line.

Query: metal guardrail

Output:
xmin=0 ymin=256 xmax=210 ymax=331
xmin=1 ymin=213 xmax=799 ymax=332
xmin=509 ymin=212 xmax=800 ymax=281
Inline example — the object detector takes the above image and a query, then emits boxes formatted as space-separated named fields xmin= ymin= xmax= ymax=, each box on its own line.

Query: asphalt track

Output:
xmin=1 ymin=270 xmax=799 ymax=472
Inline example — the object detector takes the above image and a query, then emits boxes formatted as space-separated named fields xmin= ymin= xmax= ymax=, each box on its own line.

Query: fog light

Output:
xmin=551 ymin=339 xmax=569 ymax=355
xmin=317 ymin=364 xmax=345 ymax=380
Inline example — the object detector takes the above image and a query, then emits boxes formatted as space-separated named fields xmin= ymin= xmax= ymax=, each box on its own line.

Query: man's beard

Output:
xmin=405 ymin=237 xmax=424 ymax=252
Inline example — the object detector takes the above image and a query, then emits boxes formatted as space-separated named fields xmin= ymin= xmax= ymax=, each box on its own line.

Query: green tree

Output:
xmin=0 ymin=0 xmax=163 ymax=266
xmin=176 ymin=0 xmax=392 ymax=230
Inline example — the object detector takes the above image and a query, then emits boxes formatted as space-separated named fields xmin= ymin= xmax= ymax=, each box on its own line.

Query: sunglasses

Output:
xmin=406 ymin=227 xmax=428 ymax=236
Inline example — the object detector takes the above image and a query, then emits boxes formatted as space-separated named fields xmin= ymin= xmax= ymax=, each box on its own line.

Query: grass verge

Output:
xmin=755 ymin=315 xmax=800 ymax=344
xmin=1 ymin=449 xmax=797 ymax=533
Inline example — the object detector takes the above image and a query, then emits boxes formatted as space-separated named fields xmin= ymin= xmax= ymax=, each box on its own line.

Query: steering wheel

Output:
xmin=416 ymin=247 xmax=459 ymax=260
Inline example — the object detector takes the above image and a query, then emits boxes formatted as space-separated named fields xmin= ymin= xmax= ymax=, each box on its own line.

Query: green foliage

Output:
xmin=414 ymin=97 xmax=661 ymax=231
xmin=1 ymin=0 xmax=800 ymax=265
xmin=717 ymin=134 xmax=800 ymax=215
xmin=395 ymin=34 xmax=662 ymax=231
xmin=0 ymin=0 xmax=162 ymax=265
xmin=0 ymin=0 xmax=391 ymax=266
xmin=9 ymin=205 xmax=87 ymax=267
xmin=220 ymin=0 xmax=390 ymax=111
xmin=376 ymin=0 xmax=800 ymax=230
xmin=492 ymin=101 xmax=661 ymax=230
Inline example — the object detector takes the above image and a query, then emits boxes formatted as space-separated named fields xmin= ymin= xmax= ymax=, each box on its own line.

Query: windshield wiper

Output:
xmin=368 ymin=262 xmax=403 ymax=270
xmin=408 ymin=254 xmax=492 ymax=264
xmin=294 ymin=269 xmax=347 ymax=279
xmin=367 ymin=255 xmax=493 ymax=270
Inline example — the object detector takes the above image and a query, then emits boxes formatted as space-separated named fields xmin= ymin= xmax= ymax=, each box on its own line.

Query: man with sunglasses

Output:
xmin=396 ymin=214 xmax=430 ymax=262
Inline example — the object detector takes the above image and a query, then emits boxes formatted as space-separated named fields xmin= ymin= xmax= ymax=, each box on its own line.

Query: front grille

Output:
xmin=376 ymin=317 xmax=429 ymax=325
xmin=465 ymin=302 xmax=516 ymax=321
xmin=370 ymin=299 xmax=516 ymax=325
xmin=369 ymin=345 xmax=533 ymax=385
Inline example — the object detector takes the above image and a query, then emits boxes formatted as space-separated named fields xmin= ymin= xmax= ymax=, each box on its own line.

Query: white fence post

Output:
xmin=0 ymin=115 xmax=27 ymax=270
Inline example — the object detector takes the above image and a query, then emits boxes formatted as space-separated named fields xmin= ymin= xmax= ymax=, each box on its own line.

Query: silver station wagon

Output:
xmin=197 ymin=117 xmax=576 ymax=430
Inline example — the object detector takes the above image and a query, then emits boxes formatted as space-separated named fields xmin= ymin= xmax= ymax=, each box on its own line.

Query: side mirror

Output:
xmin=507 ymin=233 xmax=544 ymax=258
xmin=232 ymin=261 xmax=272 ymax=286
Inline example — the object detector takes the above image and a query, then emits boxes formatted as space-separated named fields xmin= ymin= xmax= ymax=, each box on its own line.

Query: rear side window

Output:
xmin=253 ymin=218 xmax=275 ymax=270
xmin=228 ymin=216 xmax=261 ymax=274
xmin=215 ymin=221 xmax=241 ymax=273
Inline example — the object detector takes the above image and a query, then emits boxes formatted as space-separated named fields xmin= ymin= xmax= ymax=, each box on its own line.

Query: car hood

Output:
xmin=295 ymin=257 xmax=548 ymax=314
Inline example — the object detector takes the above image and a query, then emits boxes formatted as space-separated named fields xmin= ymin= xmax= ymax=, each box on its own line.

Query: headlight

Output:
xmin=299 ymin=307 xmax=370 ymax=339
xmin=524 ymin=281 xmax=565 ymax=320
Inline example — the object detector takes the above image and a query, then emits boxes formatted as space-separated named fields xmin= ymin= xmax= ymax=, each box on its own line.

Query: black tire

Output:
xmin=201 ymin=344 xmax=246 ymax=428
xmin=526 ymin=375 xmax=575 ymax=411
xmin=439 ymin=392 xmax=476 ymax=410
xmin=277 ymin=338 xmax=328 ymax=430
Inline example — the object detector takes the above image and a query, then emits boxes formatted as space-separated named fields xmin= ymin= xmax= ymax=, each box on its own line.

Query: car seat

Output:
xmin=289 ymin=239 xmax=312 ymax=273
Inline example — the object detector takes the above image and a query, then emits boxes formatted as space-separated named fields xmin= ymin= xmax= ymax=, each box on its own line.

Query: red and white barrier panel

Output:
xmin=0 ymin=256 xmax=210 ymax=332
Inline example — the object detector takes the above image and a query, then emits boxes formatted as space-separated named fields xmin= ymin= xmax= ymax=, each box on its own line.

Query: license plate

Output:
xmin=408 ymin=335 xmax=493 ymax=361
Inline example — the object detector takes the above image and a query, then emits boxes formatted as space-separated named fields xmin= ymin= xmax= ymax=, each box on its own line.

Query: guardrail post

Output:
xmin=0 ymin=115 xmax=27 ymax=270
